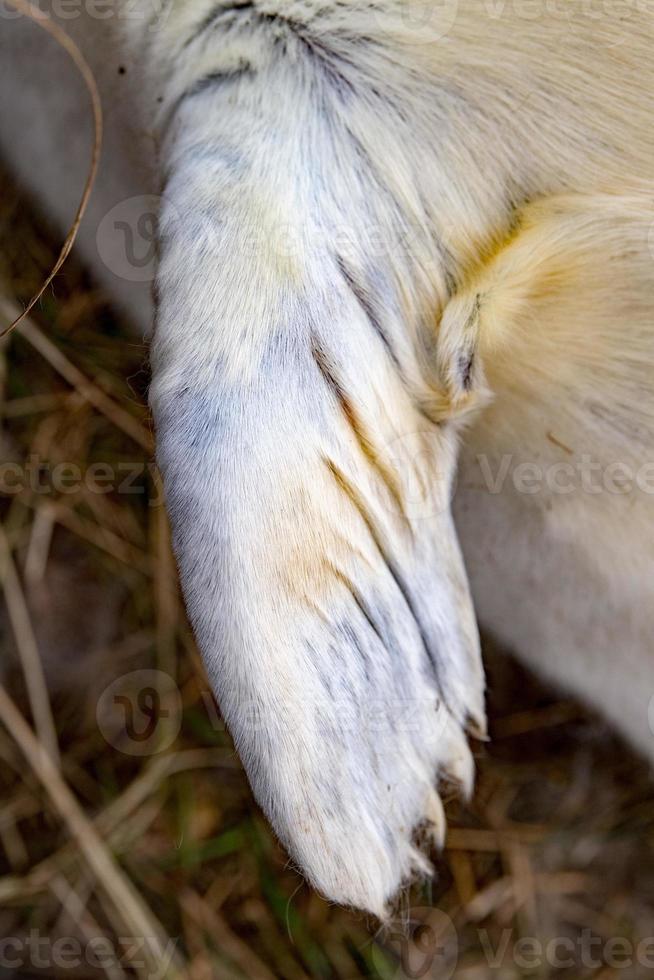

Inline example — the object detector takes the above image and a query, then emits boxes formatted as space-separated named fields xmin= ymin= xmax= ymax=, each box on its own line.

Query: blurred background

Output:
xmin=0 ymin=159 xmax=654 ymax=980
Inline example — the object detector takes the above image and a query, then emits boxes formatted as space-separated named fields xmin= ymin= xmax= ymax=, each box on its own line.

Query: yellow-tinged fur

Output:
xmin=447 ymin=190 xmax=654 ymax=572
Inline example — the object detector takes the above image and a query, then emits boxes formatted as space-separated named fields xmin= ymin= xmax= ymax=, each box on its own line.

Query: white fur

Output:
xmin=0 ymin=0 xmax=652 ymax=916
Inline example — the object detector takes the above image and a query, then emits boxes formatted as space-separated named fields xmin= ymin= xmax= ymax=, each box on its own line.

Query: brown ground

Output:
xmin=0 ymin=163 xmax=653 ymax=980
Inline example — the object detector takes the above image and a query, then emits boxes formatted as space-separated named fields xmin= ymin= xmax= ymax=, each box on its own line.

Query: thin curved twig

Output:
xmin=1 ymin=0 xmax=102 ymax=337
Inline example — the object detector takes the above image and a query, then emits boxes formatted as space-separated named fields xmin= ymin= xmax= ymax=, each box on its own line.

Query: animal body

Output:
xmin=0 ymin=0 xmax=652 ymax=917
